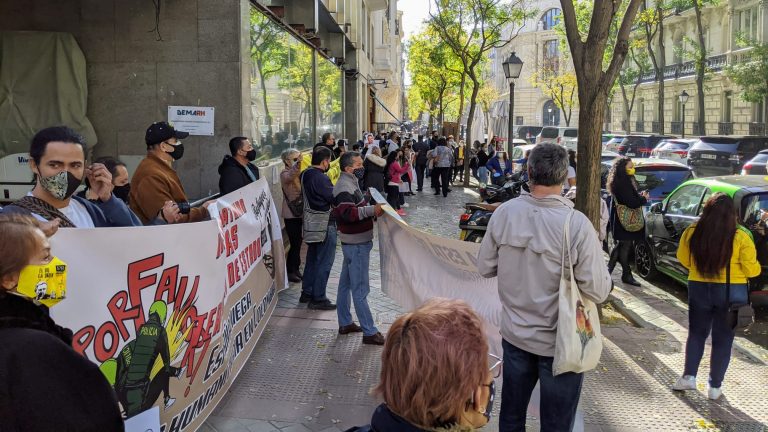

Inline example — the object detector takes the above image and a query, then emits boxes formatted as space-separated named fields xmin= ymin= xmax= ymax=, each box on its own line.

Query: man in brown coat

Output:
xmin=130 ymin=122 xmax=212 ymax=224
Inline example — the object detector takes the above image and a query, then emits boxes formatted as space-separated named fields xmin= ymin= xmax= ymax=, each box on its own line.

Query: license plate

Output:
xmin=626 ymin=152 xmax=636 ymax=157
xmin=701 ymin=154 xmax=717 ymax=160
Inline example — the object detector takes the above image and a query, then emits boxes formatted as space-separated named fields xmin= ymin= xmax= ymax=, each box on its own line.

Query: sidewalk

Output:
xmin=204 ymin=186 xmax=768 ymax=432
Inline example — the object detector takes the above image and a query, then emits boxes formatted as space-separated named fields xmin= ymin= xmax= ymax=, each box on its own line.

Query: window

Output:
xmin=724 ymin=91 xmax=733 ymax=122
xmin=638 ymin=99 xmax=645 ymax=122
xmin=540 ymin=8 xmax=562 ymax=30
xmin=543 ymin=40 xmax=559 ymax=72
xmin=542 ymin=101 xmax=560 ymax=126
xmin=754 ymin=100 xmax=765 ymax=123
xmin=733 ymin=7 xmax=759 ymax=45
xmin=665 ymin=185 xmax=707 ymax=216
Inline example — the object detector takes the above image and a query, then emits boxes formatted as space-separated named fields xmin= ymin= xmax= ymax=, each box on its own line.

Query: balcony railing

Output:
xmin=638 ymin=54 xmax=729 ymax=83
xmin=692 ymin=122 xmax=705 ymax=136
xmin=652 ymin=121 xmax=661 ymax=133
xmin=718 ymin=122 xmax=734 ymax=135
xmin=749 ymin=123 xmax=766 ymax=136
xmin=636 ymin=121 xmax=645 ymax=132
xmin=671 ymin=121 xmax=682 ymax=135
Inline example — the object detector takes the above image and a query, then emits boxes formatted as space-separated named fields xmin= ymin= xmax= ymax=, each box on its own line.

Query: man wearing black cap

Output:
xmin=130 ymin=121 xmax=211 ymax=224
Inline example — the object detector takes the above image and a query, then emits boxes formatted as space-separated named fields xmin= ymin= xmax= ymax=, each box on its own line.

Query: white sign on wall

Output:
xmin=167 ymin=106 xmax=215 ymax=136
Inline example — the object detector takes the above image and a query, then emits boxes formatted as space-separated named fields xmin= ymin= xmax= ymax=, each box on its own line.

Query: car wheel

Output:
xmin=634 ymin=240 xmax=658 ymax=280
xmin=465 ymin=231 xmax=485 ymax=243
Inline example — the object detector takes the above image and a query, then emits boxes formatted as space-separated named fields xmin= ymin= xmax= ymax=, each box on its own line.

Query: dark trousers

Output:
xmin=452 ymin=164 xmax=464 ymax=182
xmin=386 ymin=185 xmax=401 ymax=210
xmin=500 ymin=340 xmax=584 ymax=432
xmin=301 ymin=225 xmax=337 ymax=301
xmin=284 ymin=218 xmax=302 ymax=274
xmin=683 ymin=281 xmax=744 ymax=388
xmin=415 ymin=164 xmax=427 ymax=190
xmin=608 ymin=240 xmax=633 ymax=277
xmin=430 ymin=167 xmax=439 ymax=191
xmin=436 ymin=167 xmax=452 ymax=196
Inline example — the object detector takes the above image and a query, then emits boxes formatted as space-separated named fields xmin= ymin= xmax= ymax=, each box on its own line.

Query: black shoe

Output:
xmin=339 ymin=323 xmax=363 ymax=335
xmin=362 ymin=332 xmax=386 ymax=345
xmin=622 ymin=275 xmax=641 ymax=287
xmin=299 ymin=292 xmax=312 ymax=303
xmin=288 ymin=273 xmax=302 ymax=283
xmin=446 ymin=188 xmax=452 ymax=193
xmin=416 ymin=189 xmax=423 ymax=192
xmin=434 ymin=192 xmax=440 ymax=195
xmin=308 ymin=299 xmax=337 ymax=310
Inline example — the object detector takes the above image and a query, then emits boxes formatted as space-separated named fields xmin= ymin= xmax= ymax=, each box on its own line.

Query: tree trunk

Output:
xmin=694 ymin=0 xmax=706 ymax=134
xmin=456 ymin=73 xmax=466 ymax=133
xmin=463 ymin=75 xmax=481 ymax=187
xmin=621 ymin=82 xmax=633 ymax=134
xmin=575 ymin=89 xmax=608 ymax=229
xmin=255 ymin=57 xmax=274 ymax=145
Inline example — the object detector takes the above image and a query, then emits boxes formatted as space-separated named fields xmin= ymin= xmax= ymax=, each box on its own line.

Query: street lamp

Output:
xmin=679 ymin=90 xmax=689 ymax=138
xmin=503 ymin=52 xmax=523 ymax=147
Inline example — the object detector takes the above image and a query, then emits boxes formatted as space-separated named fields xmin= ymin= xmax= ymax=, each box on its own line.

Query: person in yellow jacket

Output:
xmin=673 ymin=192 xmax=761 ymax=400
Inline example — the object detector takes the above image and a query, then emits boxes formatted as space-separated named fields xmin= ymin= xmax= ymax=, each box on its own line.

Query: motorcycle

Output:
xmin=460 ymin=175 xmax=529 ymax=242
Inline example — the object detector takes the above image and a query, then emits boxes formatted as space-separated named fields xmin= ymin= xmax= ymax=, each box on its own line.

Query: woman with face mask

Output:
xmin=346 ymin=298 xmax=497 ymax=431
xmin=79 ymin=157 xmax=132 ymax=204
xmin=0 ymin=214 xmax=124 ymax=431
xmin=280 ymin=149 xmax=304 ymax=283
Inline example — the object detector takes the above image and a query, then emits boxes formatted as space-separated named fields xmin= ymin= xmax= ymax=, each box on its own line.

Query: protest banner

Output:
xmin=50 ymin=179 xmax=287 ymax=432
xmin=374 ymin=201 xmax=503 ymax=355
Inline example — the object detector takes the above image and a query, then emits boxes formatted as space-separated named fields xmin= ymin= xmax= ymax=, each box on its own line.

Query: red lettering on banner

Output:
xmin=127 ymin=254 xmax=164 ymax=329
xmin=72 ymin=326 xmax=95 ymax=355
xmin=107 ymin=291 xmax=141 ymax=340
xmin=94 ymin=321 xmax=120 ymax=362
xmin=155 ymin=265 xmax=179 ymax=303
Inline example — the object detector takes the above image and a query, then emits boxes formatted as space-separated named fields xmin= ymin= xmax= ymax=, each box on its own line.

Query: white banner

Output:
xmin=50 ymin=179 xmax=286 ymax=432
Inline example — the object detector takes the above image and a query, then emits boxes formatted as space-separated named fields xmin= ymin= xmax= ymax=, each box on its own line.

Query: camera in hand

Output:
xmin=177 ymin=201 xmax=191 ymax=214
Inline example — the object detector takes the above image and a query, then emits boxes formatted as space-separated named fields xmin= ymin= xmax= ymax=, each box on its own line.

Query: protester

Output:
xmin=78 ymin=156 xmax=131 ymax=205
xmin=469 ymin=141 xmax=480 ymax=181
xmin=300 ymin=146 xmax=337 ymax=310
xmin=672 ymin=193 xmax=761 ymax=400
xmin=386 ymin=132 xmax=400 ymax=155
xmin=334 ymin=139 xmax=347 ymax=159
xmin=384 ymin=149 xmax=410 ymax=216
xmin=130 ymin=122 xmax=212 ymax=224
xmin=218 ymin=137 xmax=260 ymax=196
xmin=477 ymin=143 xmax=611 ymax=431
xmin=400 ymin=140 xmax=415 ymax=197
xmin=606 ymin=157 xmax=649 ymax=286
xmin=314 ymin=132 xmax=337 ymax=161
xmin=428 ymin=130 xmax=439 ymax=150
xmin=347 ymin=298 xmax=495 ymax=431
xmin=361 ymin=132 xmax=377 ymax=157
xmin=413 ymin=135 xmax=430 ymax=192
xmin=280 ymin=149 xmax=304 ymax=283
xmin=363 ymin=146 xmax=387 ymax=194
xmin=2 ymin=126 xmax=141 ymax=228
xmin=476 ymin=144 xmax=491 ymax=185
xmin=452 ymin=139 xmax=466 ymax=183
xmin=0 ymin=214 xmax=124 ymax=432
xmin=431 ymin=138 xmax=454 ymax=197
xmin=333 ymin=152 xmax=386 ymax=346
xmin=564 ymin=149 xmax=577 ymax=192
xmin=486 ymin=151 xmax=513 ymax=186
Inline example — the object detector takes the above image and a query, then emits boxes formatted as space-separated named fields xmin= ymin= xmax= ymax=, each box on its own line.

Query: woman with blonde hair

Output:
xmin=346 ymin=298 xmax=497 ymax=431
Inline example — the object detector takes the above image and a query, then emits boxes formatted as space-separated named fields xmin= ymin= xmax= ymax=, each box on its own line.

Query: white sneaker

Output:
xmin=672 ymin=375 xmax=697 ymax=391
xmin=401 ymin=203 xmax=410 ymax=207
xmin=708 ymin=386 xmax=722 ymax=400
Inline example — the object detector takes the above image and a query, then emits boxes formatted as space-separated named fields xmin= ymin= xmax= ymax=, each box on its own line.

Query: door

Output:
xmin=650 ymin=184 xmax=708 ymax=276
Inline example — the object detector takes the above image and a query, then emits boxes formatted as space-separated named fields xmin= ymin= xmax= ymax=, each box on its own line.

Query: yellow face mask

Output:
xmin=16 ymin=257 xmax=68 ymax=307
xmin=626 ymin=167 xmax=636 ymax=176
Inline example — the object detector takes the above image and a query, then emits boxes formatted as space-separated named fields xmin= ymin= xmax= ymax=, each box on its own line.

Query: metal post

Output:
xmin=508 ymin=80 xmax=515 ymax=149
xmin=682 ymin=103 xmax=686 ymax=138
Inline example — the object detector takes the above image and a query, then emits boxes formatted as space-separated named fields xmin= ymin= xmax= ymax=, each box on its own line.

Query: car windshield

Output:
xmin=541 ymin=128 xmax=559 ymax=138
xmin=659 ymin=141 xmax=690 ymax=150
xmin=635 ymin=168 xmax=692 ymax=200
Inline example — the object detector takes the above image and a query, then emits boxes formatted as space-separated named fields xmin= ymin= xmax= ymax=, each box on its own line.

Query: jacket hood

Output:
xmin=365 ymin=153 xmax=387 ymax=167
xmin=218 ymin=155 xmax=240 ymax=174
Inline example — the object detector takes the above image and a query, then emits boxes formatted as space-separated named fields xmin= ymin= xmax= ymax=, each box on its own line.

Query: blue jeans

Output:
xmin=683 ymin=281 xmax=746 ymax=388
xmin=500 ymin=340 xmax=583 ymax=432
xmin=336 ymin=242 xmax=378 ymax=336
xmin=478 ymin=167 xmax=489 ymax=185
xmin=301 ymin=224 xmax=337 ymax=301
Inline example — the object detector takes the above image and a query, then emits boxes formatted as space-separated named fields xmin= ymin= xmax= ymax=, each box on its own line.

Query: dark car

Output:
xmin=614 ymin=134 xmax=676 ymax=158
xmin=600 ymin=158 xmax=693 ymax=208
xmin=687 ymin=136 xmax=768 ymax=178
xmin=742 ymin=150 xmax=768 ymax=175
xmin=514 ymin=125 xmax=543 ymax=143
xmin=638 ymin=176 xmax=768 ymax=298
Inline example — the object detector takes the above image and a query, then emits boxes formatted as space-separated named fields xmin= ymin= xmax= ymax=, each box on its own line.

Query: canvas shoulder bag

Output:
xmin=300 ymin=171 xmax=331 ymax=244
xmin=614 ymin=201 xmax=644 ymax=232
xmin=725 ymin=260 xmax=755 ymax=330
xmin=553 ymin=211 xmax=603 ymax=375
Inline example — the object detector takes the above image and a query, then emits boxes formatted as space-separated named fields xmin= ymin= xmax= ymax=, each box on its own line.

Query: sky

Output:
xmin=398 ymin=0 xmax=433 ymax=85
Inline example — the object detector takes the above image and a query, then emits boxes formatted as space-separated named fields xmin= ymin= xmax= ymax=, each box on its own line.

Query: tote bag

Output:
xmin=300 ymin=172 xmax=331 ymax=243
xmin=553 ymin=211 xmax=603 ymax=375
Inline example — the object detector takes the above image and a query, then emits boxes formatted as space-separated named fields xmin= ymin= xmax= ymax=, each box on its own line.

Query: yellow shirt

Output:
xmin=677 ymin=225 xmax=761 ymax=283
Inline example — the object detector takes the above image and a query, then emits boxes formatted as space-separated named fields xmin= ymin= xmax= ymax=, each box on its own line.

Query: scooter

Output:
xmin=460 ymin=176 xmax=529 ymax=242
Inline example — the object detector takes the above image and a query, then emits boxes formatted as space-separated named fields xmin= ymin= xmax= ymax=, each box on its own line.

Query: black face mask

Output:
xmin=166 ymin=143 xmax=185 ymax=160
xmin=245 ymin=149 xmax=257 ymax=161
xmin=113 ymin=184 xmax=131 ymax=203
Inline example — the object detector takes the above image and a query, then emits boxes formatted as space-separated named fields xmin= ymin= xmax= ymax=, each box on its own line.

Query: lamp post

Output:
xmin=679 ymin=90 xmax=689 ymax=138
xmin=503 ymin=52 xmax=523 ymax=148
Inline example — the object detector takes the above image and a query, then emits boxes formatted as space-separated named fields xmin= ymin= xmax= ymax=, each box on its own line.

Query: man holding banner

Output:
xmin=333 ymin=152 xmax=386 ymax=345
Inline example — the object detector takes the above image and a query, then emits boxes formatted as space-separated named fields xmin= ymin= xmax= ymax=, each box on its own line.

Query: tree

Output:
xmin=278 ymin=44 xmax=314 ymax=134
xmin=531 ymin=66 xmax=579 ymax=127
xmin=637 ymin=0 xmax=671 ymax=134
xmin=429 ymin=0 xmax=529 ymax=186
xmin=726 ymin=38 xmax=768 ymax=122
xmin=690 ymin=0 xmax=718 ymax=134
xmin=250 ymin=11 xmax=288 ymax=145
xmin=560 ymin=0 xmax=644 ymax=227
xmin=617 ymin=40 xmax=652 ymax=133
xmin=476 ymin=81 xmax=497 ymax=141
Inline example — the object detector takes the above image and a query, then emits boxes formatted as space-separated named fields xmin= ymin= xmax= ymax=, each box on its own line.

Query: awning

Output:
xmin=372 ymin=94 xmax=403 ymax=126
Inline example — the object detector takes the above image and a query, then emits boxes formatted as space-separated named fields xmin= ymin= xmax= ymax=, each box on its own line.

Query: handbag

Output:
xmin=553 ymin=211 xmax=603 ymax=375
xmin=615 ymin=202 xmax=644 ymax=232
xmin=725 ymin=263 xmax=755 ymax=330
xmin=300 ymin=171 xmax=331 ymax=244
xmin=281 ymin=185 xmax=304 ymax=218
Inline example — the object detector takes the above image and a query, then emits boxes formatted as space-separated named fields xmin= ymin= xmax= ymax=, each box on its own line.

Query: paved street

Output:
xmin=204 ymin=186 xmax=768 ymax=432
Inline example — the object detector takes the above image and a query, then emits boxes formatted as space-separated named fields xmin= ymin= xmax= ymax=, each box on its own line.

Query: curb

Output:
xmin=608 ymin=277 xmax=768 ymax=366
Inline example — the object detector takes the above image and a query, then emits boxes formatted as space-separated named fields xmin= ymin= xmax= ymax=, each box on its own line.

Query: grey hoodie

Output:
xmin=477 ymin=192 xmax=612 ymax=357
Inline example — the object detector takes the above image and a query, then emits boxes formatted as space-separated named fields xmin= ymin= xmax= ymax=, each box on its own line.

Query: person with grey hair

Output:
xmin=280 ymin=148 xmax=304 ymax=283
xmin=477 ymin=143 xmax=612 ymax=431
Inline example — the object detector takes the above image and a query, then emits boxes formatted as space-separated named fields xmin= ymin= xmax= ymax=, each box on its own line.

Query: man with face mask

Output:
xmin=130 ymin=121 xmax=212 ymax=224
xmin=300 ymin=146 xmax=337 ymax=310
xmin=218 ymin=137 xmax=260 ymax=195
xmin=332 ymin=152 xmax=385 ymax=345
xmin=1 ymin=126 xmax=141 ymax=228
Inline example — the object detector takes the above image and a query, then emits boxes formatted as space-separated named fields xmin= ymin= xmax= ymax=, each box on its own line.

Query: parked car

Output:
xmin=535 ymin=126 xmax=578 ymax=150
xmin=638 ymin=175 xmax=768 ymax=297
xmin=513 ymin=125 xmax=544 ymax=143
xmin=742 ymin=150 xmax=768 ymax=175
xmin=650 ymin=138 xmax=698 ymax=163
xmin=611 ymin=134 xmax=676 ymax=158
xmin=687 ymin=136 xmax=768 ymax=178
xmin=604 ymin=135 xmax=627 ymax=152
xmin=601 ymin=158 xmax=693 ymax=209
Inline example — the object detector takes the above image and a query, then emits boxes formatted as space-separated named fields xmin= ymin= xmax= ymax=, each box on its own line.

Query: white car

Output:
xmin=535 ymin=126 xmax=578 ymax=151
xmin=650 ymin=139 xmax=698 ymax=163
